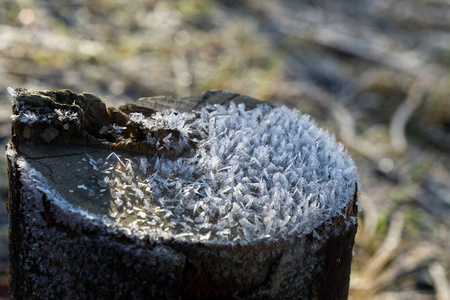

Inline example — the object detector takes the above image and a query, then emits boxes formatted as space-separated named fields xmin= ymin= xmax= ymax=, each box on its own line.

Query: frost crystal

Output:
xmin=54 ymin=109 xmax=78 ymax=122
xmin=12 ymin=99 xmax=80 ymax=128
xmin=19 ymin=110 xmax=40 ymax=124
xmin=16 ymin=102 xmax=359 ymax=246
xmin=129 ymin=110 xmax=195 ymax=152
xmin=7 ymin=87 xmax=17 ymax=97
xmin=98 ymin=102 xmax=359 ymax=245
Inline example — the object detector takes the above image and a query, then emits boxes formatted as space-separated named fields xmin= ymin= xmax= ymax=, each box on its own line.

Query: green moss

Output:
xmin=404 ymin=207 xmax=420 ymax=236
xmin=31 ymin=51 xmax=55 ymax=66
xmin=6 ymin=3 xmax=22 ymax=25
xmin=391 ymin=188 xmax=410 ymax=204
xmin=375 ymin=208 xmax=391 ymax=238
xmin=176 ymin=0 xmax=214 ymax=17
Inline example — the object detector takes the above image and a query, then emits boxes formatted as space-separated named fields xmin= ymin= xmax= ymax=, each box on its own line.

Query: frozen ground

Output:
xmin=1 ymin=1 xmax=450 ymax=299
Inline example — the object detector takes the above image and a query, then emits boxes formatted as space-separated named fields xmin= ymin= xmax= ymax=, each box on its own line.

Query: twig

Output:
xmin=429 ymin=262 xmax=450 ymax=300
xmin=363 ymin=210 xmax=405 ymax=280
xmin=374 ymin=243 xmax=440 ymax=293
xmin=389 ymin=80 xmax=426 ymax=153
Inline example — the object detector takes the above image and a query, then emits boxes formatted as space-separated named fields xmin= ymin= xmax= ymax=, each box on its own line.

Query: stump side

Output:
xmin=8 ymin=156 xmax=186 ymax=299
xmin=7 ymin=88 xmax=359 ymax=299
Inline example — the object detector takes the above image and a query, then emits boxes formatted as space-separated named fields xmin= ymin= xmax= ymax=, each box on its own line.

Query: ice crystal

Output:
xmin=96 ymin=102 xmax=359 ymax=245
xmin=19 ymin=110 xmax=40 ymax=124
xmin=13 ymin=102 xmax=359 ymax=246
xmin=12 ymin=99 xmax=80 ymax=129
xmin=129 ymin=110 xmax=195 ymax=152
xmin=54 ymin=109 xmax=78 ymax=122
xmin=99 ymin=123 xmax=126 ymax=136
xmin=7 ymin=86 xmax=17 ymax=97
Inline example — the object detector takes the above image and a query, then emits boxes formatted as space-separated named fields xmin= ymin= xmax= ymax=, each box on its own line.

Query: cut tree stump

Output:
xmin=7 ymin=88 xmax=359 ymax=300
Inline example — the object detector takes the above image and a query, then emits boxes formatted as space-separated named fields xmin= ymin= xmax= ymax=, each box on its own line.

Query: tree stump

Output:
xmin=7 ymin=88 xmax=359 ymax=299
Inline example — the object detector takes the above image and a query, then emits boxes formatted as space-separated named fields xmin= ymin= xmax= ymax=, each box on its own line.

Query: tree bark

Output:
xmin=7 ymin=88 xmax=358 ymax=299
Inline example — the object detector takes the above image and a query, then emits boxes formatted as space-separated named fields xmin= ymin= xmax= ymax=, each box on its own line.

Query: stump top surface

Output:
xmin=9 ymin=88 xmax=359 ymax=246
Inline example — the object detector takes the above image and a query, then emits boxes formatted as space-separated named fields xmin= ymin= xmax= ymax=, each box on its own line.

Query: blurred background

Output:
xmin=1 ymin=0 xmax=450 ymax=299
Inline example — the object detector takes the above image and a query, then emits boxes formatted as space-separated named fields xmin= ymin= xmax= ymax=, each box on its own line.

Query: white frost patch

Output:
xmin=12 ymin=97 xmax=80 ymax=128
xmin=129 ymin=110 xmax=196 ymax=152
xmin=6 ymin=143 xmax=16 ymax=160
xmin=12 ymin=102 xmax=359 ymax=246
xmin=98 ymin=102 xmax=359 ymax=245
xmin=7 ymin=87 xmax=17 ymax=97
xmin=99 ymin=123 xmax=126 ymax=137
xmin=54 ymin=109 xmax=78 ymax=122
xmin=19 ymin=110 xmax=40 ymax=124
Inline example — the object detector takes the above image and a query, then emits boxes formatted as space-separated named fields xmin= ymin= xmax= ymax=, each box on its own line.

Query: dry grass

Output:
xmin=1 ymin=0 xmax=449 ymax=298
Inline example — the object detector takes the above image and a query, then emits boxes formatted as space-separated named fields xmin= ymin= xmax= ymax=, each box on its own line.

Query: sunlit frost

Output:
xmin=16 ymin=102 xmax=359 ymax=246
